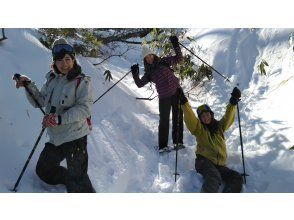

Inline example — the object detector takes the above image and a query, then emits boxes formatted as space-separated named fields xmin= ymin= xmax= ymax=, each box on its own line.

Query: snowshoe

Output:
xmin=158 ymin=146 xmax=173 ymax=153
xmin=173 ymin=143 xmax=186 ymax=151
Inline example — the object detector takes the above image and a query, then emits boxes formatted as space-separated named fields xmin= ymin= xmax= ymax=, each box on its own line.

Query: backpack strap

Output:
xmin=74 ymin=75 xmax=92 ymax=131
xmin=74 ymin=75 xmax=83 ymax=97
xmin=86 ymin=117 xmax=92 ymax=131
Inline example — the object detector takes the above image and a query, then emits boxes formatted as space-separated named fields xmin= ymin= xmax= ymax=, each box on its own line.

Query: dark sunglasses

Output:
xmin=52 ymin=44 xmax=74 ymax=56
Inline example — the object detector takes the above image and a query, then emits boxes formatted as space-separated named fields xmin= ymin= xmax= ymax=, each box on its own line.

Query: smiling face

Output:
xmin=200 ymin=111 xmax=212 ymax=125
xmin=54 ymin=54 xmax=75 ymax=74
xmin=145 ymin=54 xmax=154 ymax=65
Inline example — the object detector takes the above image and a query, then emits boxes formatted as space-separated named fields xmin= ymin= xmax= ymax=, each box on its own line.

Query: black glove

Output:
xmin=169 ymin=36 xmax=179 ymax=48
xmin=177 ymin=87 xmax=188 ymax=105
xmin=131 ymin=64 xmax=139 ymax=75
xmin=229 ymin=87 xmax=241 ymax=105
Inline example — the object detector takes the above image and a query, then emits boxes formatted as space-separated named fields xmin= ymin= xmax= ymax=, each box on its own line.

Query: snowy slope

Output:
xmin=0 ymin=28 xmax=293 ymax=193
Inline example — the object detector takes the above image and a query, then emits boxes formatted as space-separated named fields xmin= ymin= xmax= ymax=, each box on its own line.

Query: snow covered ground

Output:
xmin=0 ymin=28 xmax=294 ymax=193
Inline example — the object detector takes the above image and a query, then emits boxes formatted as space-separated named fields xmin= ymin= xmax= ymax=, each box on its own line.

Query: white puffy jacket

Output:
xmin=25 ymin=66 xmax=93 ymax=146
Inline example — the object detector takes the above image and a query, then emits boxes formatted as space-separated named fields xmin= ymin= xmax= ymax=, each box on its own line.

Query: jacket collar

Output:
xmin=66 ymin=64 xmax=82 ymax=81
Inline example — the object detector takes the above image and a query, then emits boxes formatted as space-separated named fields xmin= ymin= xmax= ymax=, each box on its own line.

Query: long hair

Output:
xmin=201 ymin=113 xmax=221 ymax=136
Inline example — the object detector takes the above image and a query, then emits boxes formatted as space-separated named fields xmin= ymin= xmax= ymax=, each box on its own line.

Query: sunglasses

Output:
xmin=52 ymin=44 xmax=74 ymax=56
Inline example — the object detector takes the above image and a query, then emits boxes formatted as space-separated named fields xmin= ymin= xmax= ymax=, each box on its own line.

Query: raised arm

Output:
xmin=131 ymin=64 xmax=150 ymax=88
xmin=182 ymin=102 xmax=201 ymax=136
xmin=178 ymin=88 xmax=201 ymax=136
xmin=219 ymin=87 xmax=241 ymax=131
xmin=160 ymin=36 xmax=183 ymax=66
xmin=219 ymin=103 xmax=237 ymax=131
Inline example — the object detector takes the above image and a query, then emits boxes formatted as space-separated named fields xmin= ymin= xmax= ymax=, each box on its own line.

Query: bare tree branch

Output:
xmin=119 ymin=40 xmax=152 ymax=44
xmin=38 ymin=28 xmax=157 ymax=66
xmin=93 ymin=48 xmax=130 ymax=66
xmin=95 ymin=29 xmax=153 ymax=44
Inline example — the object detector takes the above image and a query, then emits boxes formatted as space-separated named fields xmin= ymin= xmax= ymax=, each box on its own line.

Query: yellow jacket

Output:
xmin=182 ymin=102 xmax=236 ymax=166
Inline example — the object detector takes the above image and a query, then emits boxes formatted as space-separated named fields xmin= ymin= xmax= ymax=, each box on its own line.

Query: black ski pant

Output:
xmin=195 ymin=155 xmax=243 ymax=193
xmin=158 ymin=90 xmax=183 ymax=149
xmin=36 ymin=136 xmax=95 ymax=193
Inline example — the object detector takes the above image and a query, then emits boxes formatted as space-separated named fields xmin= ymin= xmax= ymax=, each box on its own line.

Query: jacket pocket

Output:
xmin=60 ymin=84 xmax=76 ymax=108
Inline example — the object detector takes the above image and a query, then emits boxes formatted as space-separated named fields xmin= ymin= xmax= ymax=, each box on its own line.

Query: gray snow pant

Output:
xmin=195 ymin=155 xmax=243 ymax=193
xmin=36 ymin=136 xmax=95 ymax=193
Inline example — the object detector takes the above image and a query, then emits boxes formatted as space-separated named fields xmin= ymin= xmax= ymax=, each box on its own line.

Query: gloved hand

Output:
xmin=131 ymin=64 xmax=139 ymax=75
xmin=169 ymin=36 xmax=179 ymax=47
xmin=42 ymin=114 xmax=59 ymax=128
xmin=177 ymin=87 xmax=188 ymax=105
xmin=229 ymin=87 xmax=241 ymax=105
xmin=12 ymin=74 xmax=31 ymax=89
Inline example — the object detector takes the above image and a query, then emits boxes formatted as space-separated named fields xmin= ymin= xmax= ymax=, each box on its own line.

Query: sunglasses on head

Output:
xmin=52 ymin=44 xmax=74 ymax=56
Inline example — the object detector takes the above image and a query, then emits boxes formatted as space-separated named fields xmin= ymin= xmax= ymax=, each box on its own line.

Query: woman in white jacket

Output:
xmin=13 ymin=38 xmax=95 ymax=193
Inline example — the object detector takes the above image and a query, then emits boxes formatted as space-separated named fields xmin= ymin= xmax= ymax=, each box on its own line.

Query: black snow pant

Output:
xmin=195 ymin=155 xmax=243 ymax=193
xmin=36 ymin=136 xmax=95 ymax=193
xmin=158 ymin=89 xmax=183 ymax=149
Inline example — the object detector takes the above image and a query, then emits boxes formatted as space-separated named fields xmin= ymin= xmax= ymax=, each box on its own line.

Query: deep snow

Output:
xmin=0 ymin=28 xmax=294 ymax=193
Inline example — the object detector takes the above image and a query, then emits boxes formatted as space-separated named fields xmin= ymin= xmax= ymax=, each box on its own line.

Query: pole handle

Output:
xmin=14 ymin=73 xmax=21 ymax=80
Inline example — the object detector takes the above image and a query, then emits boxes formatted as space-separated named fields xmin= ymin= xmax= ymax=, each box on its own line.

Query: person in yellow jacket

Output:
xmin=178 ymin=87 xmax=243 ymax=193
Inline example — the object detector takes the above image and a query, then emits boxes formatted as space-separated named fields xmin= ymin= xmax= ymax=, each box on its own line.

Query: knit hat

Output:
xmin=52 ymin=38 xmax=69 ymax=47
xmin=52 ymin=38 xmax=75 ymax=60
xmin=197 ymin=104 xmax=214 ymax=118
xmin=142 ymin=45 xmax=155 ymax=59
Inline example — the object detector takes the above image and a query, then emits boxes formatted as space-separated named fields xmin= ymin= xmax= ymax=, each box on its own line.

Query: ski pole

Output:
xmin=14 ymin=73 xmax=46 ymax=115
xmin=94 ymin=70 xmax=131 ymax=104
xmin=12 ymin=73 xmax=49 ymax=191
xmin=237 ymin=103 xmax=248 ymax=184
xmin=177 ymin=44 xmax=249 ymax=183
xmin=174 ymin=146 xmax=180 ymax=182
xmin=174 ymin=89 xmax=182 ymax=182
xmin=178 ymin=42 xmax=231 ymax=83
xmin=136 ymin=95 xmax=158 ymax=101
xmin=136 ymin=86 xmax=158 ymax=101
xmin=11 ymin=127 xmax=45 ymax=192
xmin=11 ymin=106 xmax=56 ymax=192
